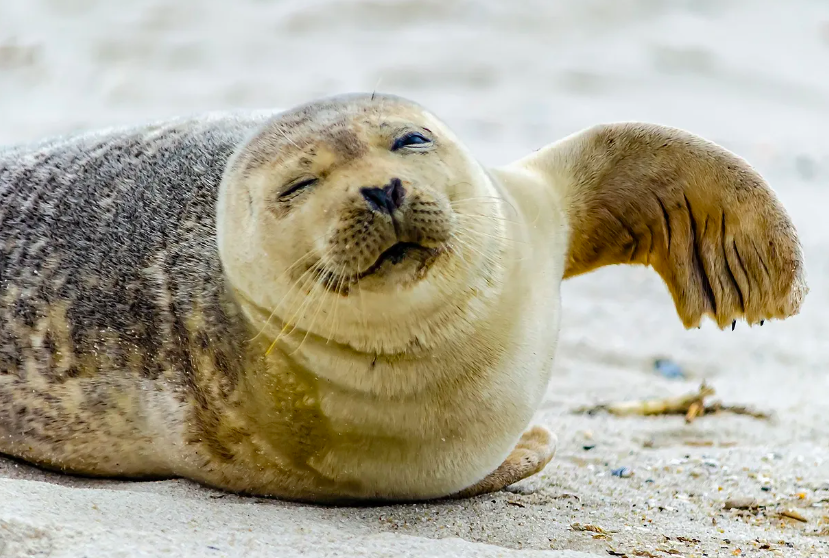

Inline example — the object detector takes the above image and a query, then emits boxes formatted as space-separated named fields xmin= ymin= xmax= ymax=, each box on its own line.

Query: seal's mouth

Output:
xmin=316 ymin=242 xmax=442 ymax=294
xmin=357 ymin=242 xmax=431 ymax=279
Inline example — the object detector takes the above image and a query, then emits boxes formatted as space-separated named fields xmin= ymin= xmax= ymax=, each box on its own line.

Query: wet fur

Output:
xmin=0 ymin=94 xmax=806 ymax=502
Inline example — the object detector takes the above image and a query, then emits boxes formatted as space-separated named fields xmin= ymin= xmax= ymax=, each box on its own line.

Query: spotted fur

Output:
xmin=0 ymin=112 xmax=273 ymax=476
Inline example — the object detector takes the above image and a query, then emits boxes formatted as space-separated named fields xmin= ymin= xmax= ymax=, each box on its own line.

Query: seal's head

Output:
xmin=217 ymin=93 xmax=507 ymax=353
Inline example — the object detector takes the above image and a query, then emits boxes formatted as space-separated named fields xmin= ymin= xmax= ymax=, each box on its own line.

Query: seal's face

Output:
xmin=266 ymin=116 xmax=459 ymax=293
xmin=218 ymin=94 xmax=504 ymax=347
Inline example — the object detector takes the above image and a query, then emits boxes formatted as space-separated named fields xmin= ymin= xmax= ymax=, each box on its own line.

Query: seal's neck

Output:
xmin=231 ymin=251 xmax=506 ymax=357
xmin=227 ymin=236 xmax=516 ymax=398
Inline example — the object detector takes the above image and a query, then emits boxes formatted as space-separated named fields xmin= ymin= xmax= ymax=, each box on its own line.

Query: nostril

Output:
xmin=361 ymin=178 xmax=406 ymax=214
xmin=361 ymin=187 xmax=392 ymax=214
xmin=385 ymin=178 xmax=405 ymax=210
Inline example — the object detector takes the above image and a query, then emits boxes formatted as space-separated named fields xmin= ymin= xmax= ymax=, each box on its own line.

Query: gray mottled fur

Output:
xmin=0 ymin=110 xmax=277 ymax=474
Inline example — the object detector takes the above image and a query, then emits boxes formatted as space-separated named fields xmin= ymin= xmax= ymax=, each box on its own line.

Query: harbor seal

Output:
xmin=0 ymin=93 xmax=806 ymax=502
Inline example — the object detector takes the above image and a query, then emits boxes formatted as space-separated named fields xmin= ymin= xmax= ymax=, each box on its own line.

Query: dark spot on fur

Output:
xmin=192 ymin=405 xmax=236 ymax=463
xmin=212 ymin=348 xmax=231 ymax=376
xmin=42 ymin=331 xmax=56 ymax=355
xmin=197 ymin=331 xmax=210 ymax=350
xmin=328 ymin=126 xmax=367 ymax=161
xmin=14 ymin=298 xmax=39 ymax=328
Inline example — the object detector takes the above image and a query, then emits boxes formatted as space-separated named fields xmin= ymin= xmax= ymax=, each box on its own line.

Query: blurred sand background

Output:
xmin=1 ymin=0 xmax=829 ymax=556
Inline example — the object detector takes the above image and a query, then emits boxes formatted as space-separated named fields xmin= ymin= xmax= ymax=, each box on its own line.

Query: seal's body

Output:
xmin=0 ymin=94 xmax=806 ymax=502
xmin=0 ymin=114 xmax=269 ymax=478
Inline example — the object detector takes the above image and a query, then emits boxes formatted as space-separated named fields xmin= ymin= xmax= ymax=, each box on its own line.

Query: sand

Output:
xmin=2 ymin=0 xmax=829 ymax=556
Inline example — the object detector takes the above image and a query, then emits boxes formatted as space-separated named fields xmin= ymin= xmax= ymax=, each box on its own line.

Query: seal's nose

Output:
xmin=361 ymin=178 xmax=405 ymax=214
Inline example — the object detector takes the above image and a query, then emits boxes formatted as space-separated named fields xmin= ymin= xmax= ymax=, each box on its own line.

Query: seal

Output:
xmin=0 ymin=93 xmax=807 ymax=502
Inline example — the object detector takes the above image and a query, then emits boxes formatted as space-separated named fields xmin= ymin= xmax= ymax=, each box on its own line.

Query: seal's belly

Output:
xmin=310 ymin=366 xmax=555 ymax=499
xmin=0 ymin=364 xmax=182 ymax=477
xmin=297 ymin=294 xmax=561 ymax=499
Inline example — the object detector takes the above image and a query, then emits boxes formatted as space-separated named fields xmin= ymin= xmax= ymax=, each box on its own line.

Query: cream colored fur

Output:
xmin=206 ymin=96 xmax=804 ymax=500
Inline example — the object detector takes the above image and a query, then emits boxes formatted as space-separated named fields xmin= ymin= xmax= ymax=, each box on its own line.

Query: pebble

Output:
xmin=653 ymin=358 xmax=684 ymax=379
xmin=724 ymin=497 xmax=759 ymax=510
xmin=779 ymin=509 xmax=808 ymax=522
xmin=611 ymin=467 xmax=633 ymax=478
xmin=570 ymin=522 xmax=606 ymax=533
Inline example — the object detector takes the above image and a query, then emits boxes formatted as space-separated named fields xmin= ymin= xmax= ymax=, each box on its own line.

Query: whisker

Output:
xmin=248 ymin=231 xmax=336 ymax=342
xmin=290 ymin=266 xmax=333 ymax=356
xmin=283 ymin=258 xmax=331 ymax=326
xmin=326 ymin=263 xmax=349 ymax=345
xmin=248 ymin=250 xmax=321 ymax=342
xmin=265 ymin=256 xmax=333 ymax=355
xmin=455 ymin=212 xmax=524 ymax=226
xmin=449 ymin=195 xmax=520 ymax=218
xmin=374 ymin=86 xmax=387 ymax=127
xmin=453 ymin=226 xmax=523 ymax=265
xmin=453 ymin=231 xmax=530 ymax=264
xmin=449 ymin=196 xmax=507 ymax=203
xmin=453 ymin=223 xmax=529 ymax=246
xmin=454 ymin=212 xmax=508 ymax=229
xmin=275 ymin=124 xmax=300 ymax=149
xmin=438 ymin=239 xmax=474 ymax=268
xmin=371 ymin=77 xmax=382 ymax=102
xmin=447 ymin=234 xmax=498 ymax=267
xmin=259 ymin=245 xmax=335 ymax=327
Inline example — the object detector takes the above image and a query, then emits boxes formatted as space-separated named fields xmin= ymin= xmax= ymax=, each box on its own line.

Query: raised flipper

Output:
xmin=518 ymin=123 xmax=806 ymax=329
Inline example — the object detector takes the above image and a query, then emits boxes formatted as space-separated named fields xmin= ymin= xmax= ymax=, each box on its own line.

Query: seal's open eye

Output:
xmin=391 ymin=132 xmax=432 ymax=151
xmin=279 ymin=177 xmax=318 ymax=199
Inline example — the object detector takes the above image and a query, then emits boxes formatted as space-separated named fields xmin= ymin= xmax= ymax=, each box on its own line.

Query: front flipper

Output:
xmin=519 ymin=123 xmax=806 ymax=329
xmin=449 ymin=426 xmax=556 ymax=499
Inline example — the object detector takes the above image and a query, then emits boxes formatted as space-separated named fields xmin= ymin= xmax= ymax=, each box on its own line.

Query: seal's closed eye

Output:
xmin=279 ymin=177 xmax=318 ymax=199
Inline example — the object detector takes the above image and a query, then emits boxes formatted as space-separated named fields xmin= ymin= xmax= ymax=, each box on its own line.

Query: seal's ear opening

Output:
xmin=525 ymin=123 xmax=807 ymax=329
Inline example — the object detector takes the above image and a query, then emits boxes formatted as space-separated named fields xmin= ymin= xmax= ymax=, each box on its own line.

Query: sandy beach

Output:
xmin=2 ymin=0 xmax=829 ymax=556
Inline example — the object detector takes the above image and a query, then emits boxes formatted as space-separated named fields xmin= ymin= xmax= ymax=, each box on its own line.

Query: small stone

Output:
xmin=582 ymin=444 xmax=596 ymax=451
xmin=779 ymin=509 xmax=808 ymax=522
xmin=612 ymin=467 xmax=633 ymax=478
xmin=570 ymin=522 xmax=606 ymax=534
xmin=653 ymin=358 xmax=684 ymax=379
xmin=724 ymin=497 xmax=759 ymax=510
